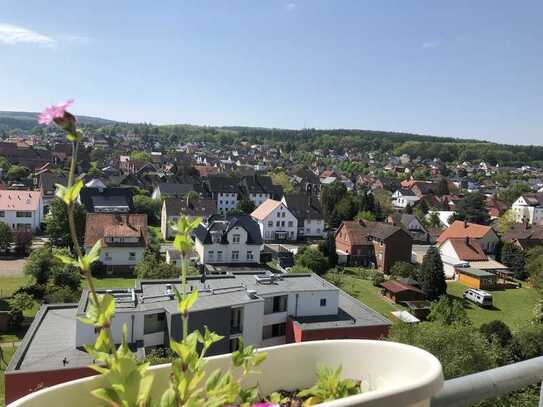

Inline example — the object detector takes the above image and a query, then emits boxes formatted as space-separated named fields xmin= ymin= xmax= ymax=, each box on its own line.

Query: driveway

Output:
xmin=0 ymin=259 xmax=26 ymax=278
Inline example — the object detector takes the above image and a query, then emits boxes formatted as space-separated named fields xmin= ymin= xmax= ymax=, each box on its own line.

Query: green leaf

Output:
xmin=55 ymin=253 xmax=78 ymax=267
xmin=161 ymin=387 xmax=177 ymax=407
xmin=56 ymin=179 xmax=84 ymax=205
xmin=178 ymin=289 xmax=199 ymax=314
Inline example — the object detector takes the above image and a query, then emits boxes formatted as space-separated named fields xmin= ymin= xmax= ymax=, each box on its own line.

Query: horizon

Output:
xmin=1 ymin=1 xmax=542 ymax=145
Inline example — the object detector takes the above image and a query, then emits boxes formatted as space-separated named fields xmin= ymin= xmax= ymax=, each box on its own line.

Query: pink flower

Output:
xmin=38 ymin=99 xmax=74 ymax=125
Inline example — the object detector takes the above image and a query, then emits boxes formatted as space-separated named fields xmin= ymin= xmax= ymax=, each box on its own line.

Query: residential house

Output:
xmin=5 ymin=272 xmax=390 ymax=404
xmin=206 ymin=176 xmax=240 ymax=214
xmin=151 ymin=182 xmax=197 ymax=200
xmin=37 ymin=172 xmax=66 ymax=207
xmin=512 ymin=193 xmax=543 ymax=225
xmin=193 ymin=214 xmax=263 ymax=264
xmin=438 ymin=237 xmax=502 ymax=287
xmin=335 ymin=220 xmax=413 ymax=273
xmin=251 ymin=199 xmax=298 ymax=241
xmin=79 ymin=187 xmax=134 ymax=213
xmin=392 ymin=189 xmax=420 ymax=208
xmin=502 ymin=223 xmax=543 ymax=251
xmin=281 ymin=193 xmax=325 ymax=238
xmin=0 ymin=190 xmax=43 ymax=232
xmin=160 ymin=197 xmax=217 ymax=240
xmin=381 ymin=280 xmax=426 ymax=303
xmin=240 ymin=175 xmax=283 ymax=207
xmin=387 ymin=213 xmax=431 ymax=244
xmin=437 ymin=220 xmax=500 ymax=255
xmin=84 ymin=213 xmax=149 ymax=272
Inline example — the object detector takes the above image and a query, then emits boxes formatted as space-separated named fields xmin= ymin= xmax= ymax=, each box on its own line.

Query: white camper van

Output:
xmin=463 ymin=288 xmax=493 ymax=308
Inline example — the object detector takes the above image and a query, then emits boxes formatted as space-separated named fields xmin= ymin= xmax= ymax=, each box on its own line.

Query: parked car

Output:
xmin=463 ymin=288 xmax=493 ymax=308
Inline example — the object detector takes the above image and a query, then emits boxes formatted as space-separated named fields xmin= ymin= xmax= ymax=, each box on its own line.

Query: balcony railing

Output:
xmin=431 ymin=355 xmax=543 ymax=406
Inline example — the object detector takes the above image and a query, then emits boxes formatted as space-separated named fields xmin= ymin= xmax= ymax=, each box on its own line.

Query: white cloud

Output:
xmin=285 ymin=2 xmax=296 ymax=11
xmin=0 ymin=23 xmax=55 ymax=46
xmin=422 ymin=41 xmax=440 ymax=49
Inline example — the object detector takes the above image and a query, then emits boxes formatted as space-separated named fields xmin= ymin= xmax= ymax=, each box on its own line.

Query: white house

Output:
xmin=207 ymin=177 xmax=240 ymax=214
xmin=193 ymin=214 xmax=263 ymax=264
xmin=251 ymin=199 xmax=298 ymax=241
xmin=512 ymin=193 xmax=543 ymax=225
xmin=392 ymin=189 xmax=420 ymax=208
xmin=0 ymin=190 xmax=43 ymax=232
xmin=281 ymin=193 xmax=325 ymax=238
xmin=84 ymin=213 xmax=148 ymax=271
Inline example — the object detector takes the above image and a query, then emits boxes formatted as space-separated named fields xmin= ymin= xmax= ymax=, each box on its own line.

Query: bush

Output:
xmin=428 ymin=296 xmax=469 ymax=326
xmin=15 ymin=283 xmax=46 ymax=301
xmin=51 ymin=266 xmax=81 ymax=291
xmin=480 ymin=320 xmax=513 ymax=347
xmin=290 ymin=264 xmax=313 ymax=274
xmin=45 ymin=285 xmax=82 ymax=304
xmin=509 ymin=324 xmax=543 ymax=362
xmin=294 ymin=247 xmax=329 ymax=275
xmin=372 ymin=273 xmax=385 ymax=287
xmin=389 ymin=261 xmax=418 ymax=279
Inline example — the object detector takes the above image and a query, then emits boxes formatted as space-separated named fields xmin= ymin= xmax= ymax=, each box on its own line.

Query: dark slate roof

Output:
xmin=194 ymin=213 xmax=262 ymax=245
xmin=39 ymin=172 xmax=67 ymax=193
xmin=207 ymin=176 xmax=240 ymax=194
xmin=79 ymin=187 xmax=134 ymax=213
xmin=241 ymin=175 xmax=283 ymax=197
xmin=156 ymin=183 xmax=196 ymax=197
xmin=283 ymin=193 xmax=324 ymax=222
xmin=362 ymin=220 xmax=410 ymax=241
xmin=520 ymin=193 xmax=543 ymax=206
xmin=163 ymin=197 xmax=217 ymax=218
xmin=396 ymin=188 xmax=417 ymax=197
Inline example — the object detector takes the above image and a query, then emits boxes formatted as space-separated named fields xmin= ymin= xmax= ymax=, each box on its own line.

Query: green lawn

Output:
xmin=0 ymin=277 xmax=31 ymax=299
xmin=325 ymin=271 xmax=540 ymax=330
xmin=1 ymin=345 xmax=17 ymax=407
xmin=87 ymin=277 xmax=137 ymax=289
xmin=324 ymin=272 xmax=402 ymax=318
xmin=447 ymin=281 xmax=539 ymax=330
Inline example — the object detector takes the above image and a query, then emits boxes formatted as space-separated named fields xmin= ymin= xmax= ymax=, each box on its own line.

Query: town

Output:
xmin=0 ymin=112 xmax=542 ymax=406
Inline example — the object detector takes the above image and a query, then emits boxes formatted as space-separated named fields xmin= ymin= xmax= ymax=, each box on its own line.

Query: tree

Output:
xmin=500 ymin=242 xmax=527 ymax=280
xmin=7 ymin=293 xmax=34 ymax=314
xmin=497 ymin=209 xmax=516 ymax=234
xmin=6 ymin=165 xmax=30 ymax=181
xmin=294 ymin=247 xmax=329 ymax=275
xmin=50 ymin=266 xmax=81 ymax=291
xmin=418 ymin=246 xmax=447 ymax=300
xmin=270 ymin=170 xmax=293 ymax=195
xmin=0 ymin=221 xmax=13 ymax=252
xmin=45 ymin=198 xmax=86 ymax=248
xmin=437 ymin=178 xmax=449 ymax=196
xmin=389 ymin=322 xmax=499 ymax=379
xmin=135 ymin=249 xmax=182 ymax=279
xmin=426 ymin=212 xmax=442 ymax=228
xmin=509 ymin=324 xmax=543 ymax=362
xmin=526 ymin=246 xmax=543 ymax=292
xmin=321 ymin=182 xmax=348 ymax=225
xmin=428 ymin=296 xmax=469 ymax=325
xmin=133 ymin=194 xmax=161 ymax=225
xmin=318 ymin=232 xmax=338 ymax=268
xmin=333 ymin=195 xmax=357 ymax=226
xmin=129 ymin=151 xmax=151 ymax=162
xmin=236 ymin=198 xmax=255 ymax=214
xmin=14 ymin=230 xmax=32 ymax=255
xmin=354 ymin=211 xmax=375 ymax=222
xmin=23 ymin=246 xmax=56 ymax=284
xmin=389 ymin=261 xmax=418 ymax=279
xmin=479 ymin=320 xmax=513 ymax=347
xmin=451 ymin=192 xmax=491 ymax=225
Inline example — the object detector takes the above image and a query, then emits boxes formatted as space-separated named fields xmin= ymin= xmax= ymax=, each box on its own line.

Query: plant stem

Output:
xmin=181 ymin=255 xmax=188 ymax=340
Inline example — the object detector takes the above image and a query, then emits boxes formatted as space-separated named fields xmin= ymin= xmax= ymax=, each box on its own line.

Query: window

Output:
xmin=232 ymin=251 xmax=239 ymax=261
xmin=217 ymin=251 xmax=223 ymax=261
xmin=230 ymin=307 xmax=243 ymax=334
xmin=277 ymin=212 xmax=280 ymax=218
xmin=281 ymin=221 xmax=285 ymax=227
xmin=105 ymin=252 xmax=112 ymax=261
xmin=16 ymin=211 xmax=32 ymax=218
xmin=263 ymin=323 xmax=286 ymax=339
xmin=268 ymin=221 xmax=273 ymax=227
xmin=288 ymin=221 xmax=293 ymax=227
xmin=129 ymin=252 xmax=136 ymax=261
xmin=282 ymin=212 xmax=286 ymax=218
xmin=0 ymin=211 xmax=4 ymax=217
xmin=246 ymin=251 xmax=254 ymax=261
xmin=229 ymin=338 xmax=240 ymax=352
xmin=320 ymin=298 xmax=327 ymax=307
xmin=143 ymin=313 xmax=166 ymax=334
xmin=276 ymin=221 xmax=280 ymax=227
xmin=219 ymin=200 xmax=223 ymax=204
xmin=264 ymin=295 xmax=287 ymax=314
xmin=208 ymin=250 xmax=214 ymax=260
xmin=233 ymin=234 xmax=240 ymax=243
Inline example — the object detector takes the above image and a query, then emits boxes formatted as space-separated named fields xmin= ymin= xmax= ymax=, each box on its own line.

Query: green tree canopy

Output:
xmin=418 ymin=246 xmax=447 ymax=300
xmin=451 ymin=192 xmax=491 ymax=225
xmin=45 ymin=198 xmax=86 ymax=248
xmin=0 ymin=221 xmax=13 ymax=251
xmin=295 ymin=247 xmax=329 ymax=275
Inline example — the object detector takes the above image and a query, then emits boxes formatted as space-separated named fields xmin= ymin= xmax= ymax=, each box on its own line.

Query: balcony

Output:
xmin=431 ymin=355 xmax=543 ymax=406
xmin=262 ymin=310 xmax=288 ymax=326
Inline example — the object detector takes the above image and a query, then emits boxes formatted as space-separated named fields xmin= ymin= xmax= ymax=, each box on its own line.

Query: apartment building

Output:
xmin=0 ymin=190 xmax=43 ymax=232
xmin=512 ymin=193 xmax=543 ymax=225
xmin=5 ymin=271 xmax=390 ymax=404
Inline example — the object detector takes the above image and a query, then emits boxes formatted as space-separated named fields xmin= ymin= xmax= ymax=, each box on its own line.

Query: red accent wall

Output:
xmin=286 ymin=319 xmax=389 ymax=343
xmin=5 ymin=367 xmax=96 ymax=405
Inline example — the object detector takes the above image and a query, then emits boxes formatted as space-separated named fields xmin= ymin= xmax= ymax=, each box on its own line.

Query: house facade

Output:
xmin=193 ymin=214 xmax=263 ymax=264
xmin=206 ymin=176 xmax=240 ymax=214
xmin=512 ymin=193 xmax=543 ymax=225
xmin=437 ymin=220 xmax=499 ymax=255
xmin=0 ymin=190 xmax=44 ymax=232
xmin=281 ymin=193 xmax=325 ymax=238
xmin=84 ymin=213 xmax=148 ymax=271
xmin=251 ymin=199 xmax=298 ymax=241
xmin=160 ymin=197 xmax=216 ymax=240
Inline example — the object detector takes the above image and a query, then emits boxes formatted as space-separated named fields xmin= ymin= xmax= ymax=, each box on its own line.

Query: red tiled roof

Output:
xmin=445 ymin=238 xmax=488 ymax=261
xmin=0 ymin=190 xmax=41 ymax=211
xmin=437 ymin=220 xmax=492 ymax=243
xmin=84 ymin=213 xmax=148 ymax=247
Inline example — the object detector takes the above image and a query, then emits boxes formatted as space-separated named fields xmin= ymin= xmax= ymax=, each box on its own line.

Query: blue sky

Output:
xmin=1 ymin=1 xmax=542 ymax=145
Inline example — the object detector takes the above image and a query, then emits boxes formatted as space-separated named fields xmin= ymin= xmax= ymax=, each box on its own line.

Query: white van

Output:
xmin=463 ymin=288 xmax=493 ymax=308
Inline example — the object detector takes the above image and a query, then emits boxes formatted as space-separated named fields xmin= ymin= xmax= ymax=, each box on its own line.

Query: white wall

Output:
xmin=256 ymin=202 xmax=298 ymax=241
xmin=91 ymin=246 xmax=146 ymax=266
xmin=216 ymin=192 xmax=238 ymax=214
xmin=0 ymin=198 xmax=43 ymax=232
xmin=286 ymin=290 xmax=338 ymax=317
xmin=242 ymin=300 xmax=264 ymax=346
xmin=195 ymin=225 xmax=261 ymax=264
xmin=303 ymin=219 xmax=325 ymax=237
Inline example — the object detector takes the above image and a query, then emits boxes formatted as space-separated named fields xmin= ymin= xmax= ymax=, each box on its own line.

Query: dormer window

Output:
xmin=233 ymin=234 xmax=240 ymax=243
xmin=211 ymin=231 xmax=222 ymax=244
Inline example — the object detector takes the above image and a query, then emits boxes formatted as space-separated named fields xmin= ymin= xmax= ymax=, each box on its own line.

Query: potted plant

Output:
xmin=9 ymin=101 xmax=443 ymax=407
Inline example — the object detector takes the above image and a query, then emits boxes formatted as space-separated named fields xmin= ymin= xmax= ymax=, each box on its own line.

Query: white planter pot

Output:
xmin=9 ymin=340 xmax=443 ymax=407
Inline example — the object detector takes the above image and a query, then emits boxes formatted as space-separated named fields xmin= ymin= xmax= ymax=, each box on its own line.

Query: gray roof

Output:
xmin=156 ymin=183 xmax=197 ymax=197
xmin=7 ymin=305 xmax=93 ymax=373
xmin=283 ymin=193 xmax=323 ymax=222
xmin=194 ymin=214 xmax=262 ymax=245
